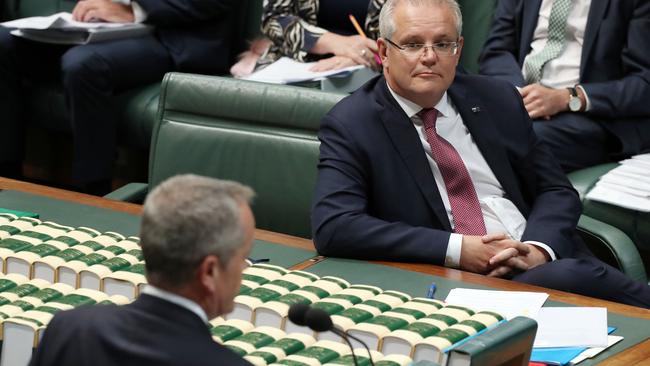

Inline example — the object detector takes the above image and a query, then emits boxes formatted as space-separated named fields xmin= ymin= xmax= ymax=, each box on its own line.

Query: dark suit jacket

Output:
xmin=312 ymin=74 xmax=589 ymax=264
xmin=135 ymin=0 xmax=237 ymax=74
xmin=479 ymin=0 xmax=650 ymax=156
xmin=29 ymin=294 xmax=251 ymax=366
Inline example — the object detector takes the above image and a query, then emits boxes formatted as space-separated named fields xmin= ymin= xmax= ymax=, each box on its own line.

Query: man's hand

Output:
xmin=484 ymin=234 xmax=550 ymax=277
xmin=520 ymin=83 xmax=569 ymax=120
xmin=459 ymin=234 xmax=530 ymax=275
xmin=72 ymin=0 xmax=135 ymax=23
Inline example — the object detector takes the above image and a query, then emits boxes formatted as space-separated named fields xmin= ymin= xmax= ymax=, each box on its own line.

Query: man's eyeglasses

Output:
xmin=385 ymin=38 xmax=460 ymax=57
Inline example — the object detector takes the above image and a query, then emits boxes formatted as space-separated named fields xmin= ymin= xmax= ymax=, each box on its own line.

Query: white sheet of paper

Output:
xmin=533 ymin=307 xmax=608 ymax=348
xmin=1 ymin=12 xmax=129 ymax=29
xmin=568 ymin=335 xmax=623 ymax=365
xmin=243 ymin=57 xmax=365 ymax=84
xmin=586 ymin=185 xmax=650 ymax=212
xmin=444 ymin=288 xmax=548 ymax=320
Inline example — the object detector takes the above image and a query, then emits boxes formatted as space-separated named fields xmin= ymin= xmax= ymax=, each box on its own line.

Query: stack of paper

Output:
xmin=243 ymin=57 xmax=364 ymax=84
xmin=1 ymin=12 xmax=151 ymax=45
xmin=585 ymin=154 xmax=650 ymax=212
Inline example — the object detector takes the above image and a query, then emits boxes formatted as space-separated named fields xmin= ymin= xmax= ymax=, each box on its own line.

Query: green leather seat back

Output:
xmin=458 ymin=0 xmax=498 ymax=73
xmin=150 ymin=73 xmax=344 ymax=238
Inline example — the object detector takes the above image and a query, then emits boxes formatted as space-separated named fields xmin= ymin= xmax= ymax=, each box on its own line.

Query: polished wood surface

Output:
xmin=1 ymin=177 xmax=648 ymax=365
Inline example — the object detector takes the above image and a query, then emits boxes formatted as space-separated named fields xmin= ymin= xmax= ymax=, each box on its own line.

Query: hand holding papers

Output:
xmin=1 ymin=12 xmax=151 ymax=45
xmin=243 ymin=57 xmax=365 ymax=84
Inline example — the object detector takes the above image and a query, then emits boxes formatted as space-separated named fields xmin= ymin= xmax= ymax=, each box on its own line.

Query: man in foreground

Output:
xmin=29 ymin=174 xmax=255 ymax=365
xmin=312 ymin=0 xmax=650 ymax=307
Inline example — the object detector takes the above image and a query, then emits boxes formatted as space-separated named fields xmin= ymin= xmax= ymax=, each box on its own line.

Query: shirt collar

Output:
xmin=386 ymin=81 xmax=452 ymax=122
xmin=142 ymin=285 xmax=209 ymax=324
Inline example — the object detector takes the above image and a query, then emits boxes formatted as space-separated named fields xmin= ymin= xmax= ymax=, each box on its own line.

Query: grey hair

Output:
xmin=379 ymin=0 xmax=463 ymax=39
xmin=140 ymin=174 xmax=254 ymax=288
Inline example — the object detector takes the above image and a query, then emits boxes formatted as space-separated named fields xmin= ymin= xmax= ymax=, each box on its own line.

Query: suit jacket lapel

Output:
xmin=375 ymin=80 xmax=452 ymax=231
xmin=581 ymin=0 xmax=609 ymax=78
xmin=447 ymin=82 xmax=528 ymax=214
xmin=520 ymin=0 xmax=543 ymax=64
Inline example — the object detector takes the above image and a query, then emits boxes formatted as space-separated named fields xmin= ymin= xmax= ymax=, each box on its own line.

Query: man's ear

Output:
xmin=198 ymin=255 xmax=220 ymax=292
xmin=378 ymin=38 xmax=389 ymax=68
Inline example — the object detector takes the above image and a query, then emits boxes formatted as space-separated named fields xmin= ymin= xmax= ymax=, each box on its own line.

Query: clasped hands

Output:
xmin=72 ymin=0 xmax=135 ymax=23
xmin=460 ymin=233 xmax=550 ymax=278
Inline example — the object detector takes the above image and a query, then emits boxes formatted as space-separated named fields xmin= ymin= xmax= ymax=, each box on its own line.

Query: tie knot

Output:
xmin=418 ymin=108 xmax=438 ymax=129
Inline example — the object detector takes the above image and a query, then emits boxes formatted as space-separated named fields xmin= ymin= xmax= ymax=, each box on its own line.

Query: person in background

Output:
xmin=260 ymin=0 xmax=386 ymax=72
xmin=479 ymin=0 xmax=650 ymax=172
xmin=29 ymin=174 xmax=255 ymax=366
xmin=0 ymin=0 xmax=237 ymax=195
xmin=312 ymin=0 xmax=650 ymax=308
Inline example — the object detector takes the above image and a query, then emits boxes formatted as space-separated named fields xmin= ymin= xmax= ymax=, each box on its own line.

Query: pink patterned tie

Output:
xmin=418 ymin=108 xmax=487 ymax=235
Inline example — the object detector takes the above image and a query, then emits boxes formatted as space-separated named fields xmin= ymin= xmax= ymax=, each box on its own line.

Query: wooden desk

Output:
xmin=1 ymin=178 xmax=648 ymax=365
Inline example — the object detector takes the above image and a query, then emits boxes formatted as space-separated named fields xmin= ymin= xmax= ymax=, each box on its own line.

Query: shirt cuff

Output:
xmin=576 ymin=85 xmax=591 ymax=112
xmin=444 ymin=233 xmax=463 ymax=268
xmin=132 ymin=1 xmax=147 ymax=23
xmin=524 ymin=240 xmax=557 ymax=261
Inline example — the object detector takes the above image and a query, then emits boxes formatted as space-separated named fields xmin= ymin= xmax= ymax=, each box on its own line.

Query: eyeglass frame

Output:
xmin=384 ymin=38 xmax=461 ymax=57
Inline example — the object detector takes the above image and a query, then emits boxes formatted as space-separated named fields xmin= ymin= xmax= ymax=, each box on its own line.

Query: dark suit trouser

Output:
xmin=512 ymin=256 xmax=650 ymax=308
xmin=0 ymin=28 xmax=174 ymax=184
xmin=532 ymin=113 xmax=611 ymax=173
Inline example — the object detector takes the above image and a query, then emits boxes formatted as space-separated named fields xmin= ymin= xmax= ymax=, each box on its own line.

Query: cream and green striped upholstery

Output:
xmin=245 ymin=333 xmax=316 ymax=366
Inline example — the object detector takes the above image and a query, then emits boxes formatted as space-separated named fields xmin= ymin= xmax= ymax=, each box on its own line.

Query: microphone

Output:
xmin=287 ymin=303 xmax=310 ymax=326
xmin=287 ymin=305 xmax=375 ymax=366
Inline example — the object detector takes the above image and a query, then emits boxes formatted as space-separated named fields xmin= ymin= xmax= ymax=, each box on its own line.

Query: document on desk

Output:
xmin=1 ymin=12 xmax=151 ymax=45
xmin=533 ymin=307 xmax=608 ymax=348
xmin=444 ymin=288 xmax=548 ymax=320
xmin=243 ymin=57 xmax=365 ymax=84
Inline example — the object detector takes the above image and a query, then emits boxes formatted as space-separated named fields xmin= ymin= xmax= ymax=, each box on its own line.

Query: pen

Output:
xmin=426 ymin=282 xmax=437 ymax=299
xmin=348 ymin=14 xmax=382 ymax=66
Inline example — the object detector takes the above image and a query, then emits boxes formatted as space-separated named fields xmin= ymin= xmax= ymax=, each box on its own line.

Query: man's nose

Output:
xmin=420 ymin=46 xmax=438 ymax=64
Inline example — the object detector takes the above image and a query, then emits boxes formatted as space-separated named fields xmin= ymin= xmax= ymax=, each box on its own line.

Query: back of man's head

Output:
xmin=140 ymin=174 xmax=254 ymax=289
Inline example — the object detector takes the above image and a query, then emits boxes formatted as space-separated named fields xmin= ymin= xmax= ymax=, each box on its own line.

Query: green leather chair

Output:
xmin=107 ymin=73 xmax=344 ymax=239
xmin=569 ymin=163 xmax=649 ymax=282
xmin=457 ymin=0 xmax=498 ymax=73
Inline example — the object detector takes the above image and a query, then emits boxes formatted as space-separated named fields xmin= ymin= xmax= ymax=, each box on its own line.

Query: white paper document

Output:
xmin=444 ymin=288 xmax=548 ymax=320
xmin=1 ymin=12 xmax=129 ymax=29
xmin=243 ymin=57 xmax=365 ymax=84
xmin=584 ymin=153 xmax=650 ymax=212
xmin=533 ymin=307 xmax=608 ymax=348
xmin=569 ymin=335 xmax=624 ymax=365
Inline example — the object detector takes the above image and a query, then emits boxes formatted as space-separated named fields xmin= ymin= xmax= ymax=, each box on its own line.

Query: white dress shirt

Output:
xmin=142 ymin=285 xmax=209 ymax=324
xmin=523 ymin=0 xmax=592 ymax=109
xmin=387 ymin=85 xmax=557 ymax=267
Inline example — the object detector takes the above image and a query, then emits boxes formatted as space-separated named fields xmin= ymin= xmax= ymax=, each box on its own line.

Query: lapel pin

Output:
xmin=471 ymin=107 xmax=481 ymax=113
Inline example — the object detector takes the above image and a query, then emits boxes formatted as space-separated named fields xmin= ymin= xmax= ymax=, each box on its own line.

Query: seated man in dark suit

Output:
xmin=479 ymin=0 xmax=650 ymax=172
xmin=312 ymin=0 xmax=650 ymax=308
xmin=0 ymin=0 xmax=236 ymax=194
xmin=29 ymin=174 xmax=255 ymax=366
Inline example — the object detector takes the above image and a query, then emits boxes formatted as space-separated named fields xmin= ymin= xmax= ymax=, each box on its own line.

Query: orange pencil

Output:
xmin=348 ymin=14 xmax=382 ymax=65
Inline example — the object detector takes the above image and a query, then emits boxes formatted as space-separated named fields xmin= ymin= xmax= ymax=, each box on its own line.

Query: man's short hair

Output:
xmin=140 ymin=174 xmax=254 ymax=288
xmin=379 ymin=0 xmax=463 ymax=39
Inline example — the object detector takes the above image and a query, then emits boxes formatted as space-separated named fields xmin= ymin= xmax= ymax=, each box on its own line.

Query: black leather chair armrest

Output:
xmin=104 ymin=183 xmax=148 ymax=203
xmin=577 ymin=214 xmax=647 ymax=283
